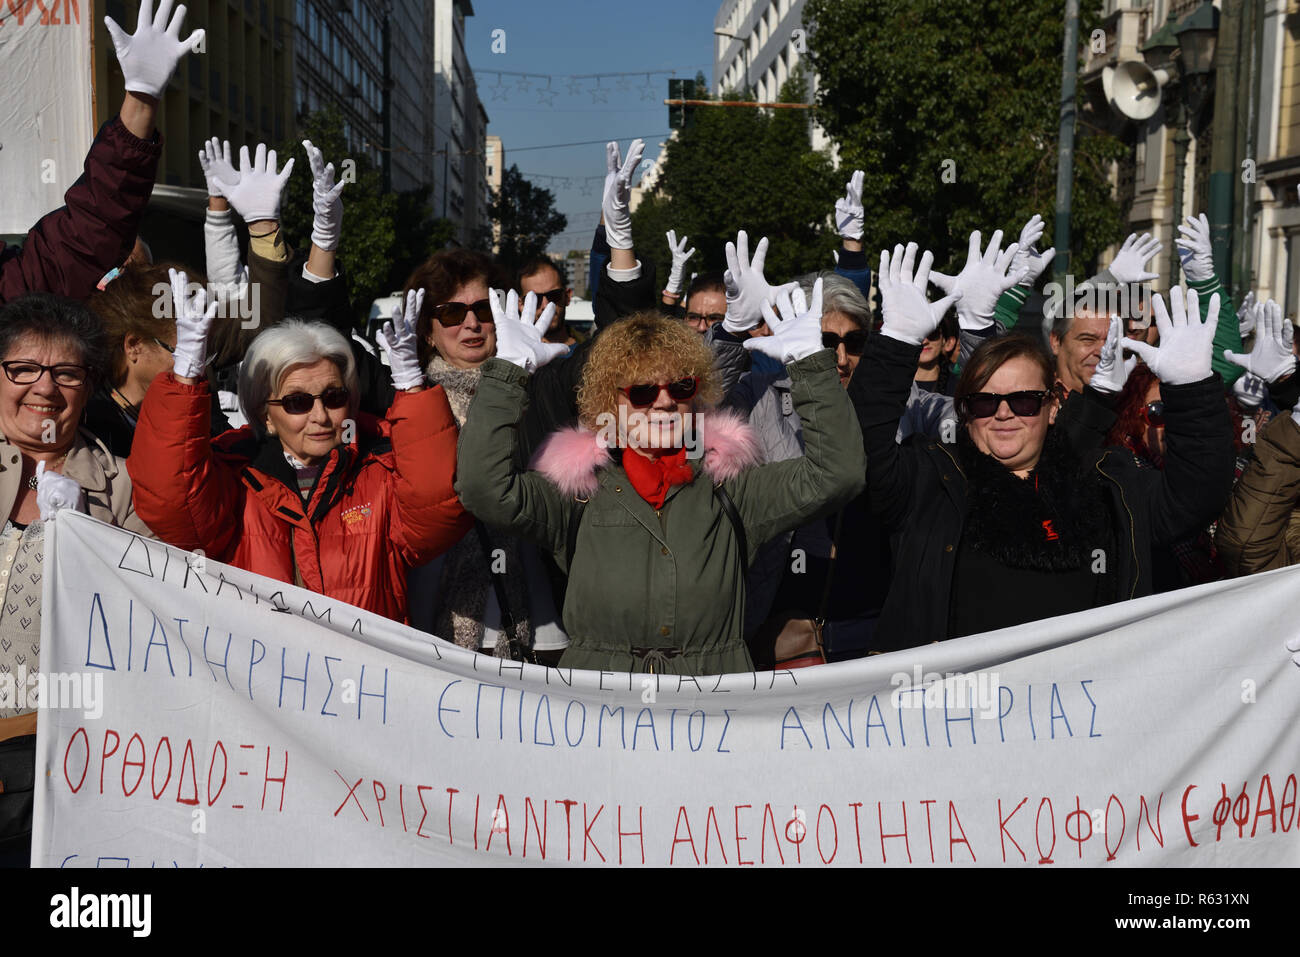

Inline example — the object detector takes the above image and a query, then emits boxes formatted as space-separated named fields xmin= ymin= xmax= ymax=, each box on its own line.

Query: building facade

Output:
xmin=432 ymin=0 xmax=490 ymax=245
xmin=485 ymin=135 xmax=504 ymax=251
xmin=712 ymin=0 xmax=830 ymax=152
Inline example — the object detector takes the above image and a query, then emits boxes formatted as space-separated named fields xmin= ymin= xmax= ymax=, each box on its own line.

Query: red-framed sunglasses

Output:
xmin=618 ymin=377 xmax=699 ymax=408
xmin=1142 ymin=400 xmax=1165 ymax=427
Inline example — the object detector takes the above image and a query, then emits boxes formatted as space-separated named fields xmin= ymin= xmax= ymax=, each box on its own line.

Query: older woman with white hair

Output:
xmin=127 ymin=270 xmax=472 ymax=622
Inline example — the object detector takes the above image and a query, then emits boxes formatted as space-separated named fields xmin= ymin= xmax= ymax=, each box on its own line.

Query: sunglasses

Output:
xmin=618 ymin=377 xmax=699 ymax=408
xmin=822 ymin=330 xmax=867 ymax=355
xmin=267 ymin=387 xmax=351 ymax=416
xmin=685 ymin=312 xmax=725 ymax=325
xmin=527 ymin=288 xmax=566 ymax=306
xmin=1142 ymin=400 xmax=1165 ymax=427
xmin=430 ymin=299 xmax=494 ymax=328
xmin=958 ymin=390 xmax=1052 ymax=419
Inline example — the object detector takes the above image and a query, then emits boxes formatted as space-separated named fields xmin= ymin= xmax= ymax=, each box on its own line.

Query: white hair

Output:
xmin=238 ymin=320 xmax=359 ymax=438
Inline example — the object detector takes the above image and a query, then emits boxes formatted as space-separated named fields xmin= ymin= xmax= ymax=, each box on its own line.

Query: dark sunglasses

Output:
xmin=267 ymin=387 xmax=351 ymax=415
xmin=958 ymin=390 xmax=1052 ymax=419
xmin=822 ymin=330 xmax=867 ymax=356
xmin=685 ymin=312 xmax=725 ymax=325
xmin=527 ymin=288 xmax=566 ymax=306
xmin=1142 ymin=400 xmax=1165 ymax=427
xmin=430 ymin=299 xmax=494 ymax=328
xmin=618 ymin=377 xmax=699 ymax=408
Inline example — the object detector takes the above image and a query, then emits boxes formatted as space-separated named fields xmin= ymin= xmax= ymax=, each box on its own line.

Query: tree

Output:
xmin=490 ymin=166 xmax=568 ymax=276
xmin=803 ymin=0 xmax=1125 ymax=276
xmin=631 ymin=68 xmax=841 ymax=286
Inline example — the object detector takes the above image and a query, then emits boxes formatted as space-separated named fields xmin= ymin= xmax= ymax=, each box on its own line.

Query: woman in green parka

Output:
xmin=455 ymin=281 xmax=865 ymax=676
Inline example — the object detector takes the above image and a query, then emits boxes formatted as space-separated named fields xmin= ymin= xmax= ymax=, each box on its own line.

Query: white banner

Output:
xmin=0 ymin=0 xmax=94 ymax=235
xmin=28 ymin=511 xmax=1300 ymax=867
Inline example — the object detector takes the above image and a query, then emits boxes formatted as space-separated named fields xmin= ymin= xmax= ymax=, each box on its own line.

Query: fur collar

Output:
xmin=529 ymin=409 xmax=763 ymax=498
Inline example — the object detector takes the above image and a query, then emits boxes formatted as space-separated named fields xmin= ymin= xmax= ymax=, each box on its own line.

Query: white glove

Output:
xmin=878 ymin=242 xmax=962 ymax=346
xmin=490 ymin=290 xmax=567 ymax=374
xmin=723 ymin=230 xmax=799 ymax=333
xmin=198 ymin=138 xmax=238 ymax=200
xmin=928 ymin=230 xmax=1021 ymax=331
xmin=1008 ymin=214 xmax=1057 ymax=288
xmin=835 ymin=170 xmax=865 ymax=241
xmin=1286 ymin=635 xmax=1300 ymax=668
xmin=1223 ymin=298 xmax=1296 ymax=384
xmin=1088 ymin=316 xmax=1138 ymax=395
xmin=1237 ymin=291 xmax=1258 ymax=338
xmin=1121 ymin=287 xmax=1219 ymax=386
xmin=1107 ymin=232 xmax=1163 ymax=285
xmin=1175 ymin=213 xmax=1215 ymax=283
xmin=304 ymin=139 xmax=347 ymax=252
xmin=105 ymin=0 xmax=204 ymax=99
xmin=665 ymin=230 xmax=696 ymax=295
xmin=1232 ymin=373 xmax=1267 ymax=411
xmin=213 ymin=144 xmax=295 ymax=224
xmin=749 ymin=281 xmax=825 ymax=365
xmin=169 ymin=268 xmax=218 ymax=379
xmin=601 ymin=139 xmax=644 ymax=250
xmin=376 ymin=290 xmax=425 ymax=391
xmin=35 ymin=461 xmax=84 ymax=523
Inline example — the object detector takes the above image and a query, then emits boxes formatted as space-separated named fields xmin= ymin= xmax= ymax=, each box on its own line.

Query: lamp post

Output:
xmin=713 ymin=29 xmax=751 ymax=97
xmin=1174 ymin=3 xmax=1222 ymax=271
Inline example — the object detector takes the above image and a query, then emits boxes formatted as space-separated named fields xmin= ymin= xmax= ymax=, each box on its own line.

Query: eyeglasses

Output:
xmin=822 ymin=330 xmax=867 ymax=356
xmin=958 ymin=390 xmax=1052 ymax=419
xmin=1 ymin=360 xmax=89 ymax=388
xmin=430 ymin=299 xmax=494 ymax=328
xmin=266 ymin=387 xmax=351 ymax=415
xmin=153 ymin=337 xmax=175 ymax=355
xmin=1142 ymin=400 xmax=1165 ymax=427
xmin=618 ymin=377 xmax=700 ymax=408
xmin=526 ymin=288 xmax=566 ymax=307
xmin=685 ymin=312 xmax=725 ymax=326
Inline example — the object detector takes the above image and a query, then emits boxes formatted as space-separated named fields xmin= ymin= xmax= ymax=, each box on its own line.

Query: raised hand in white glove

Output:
xmin=169 ymin=268 xmax=219 ymax=380
xmin=303 ymin=140 xmax=347 ymax=252
xmin=878 ymin=242 xmax=963 ymax=346
xmin=601 ymin=139 xmax=644 ymax=250
xmin=1088 ymin=316 xmax=1138 ymax=395
xmin=213 ymin=144 xmax=295 ymax=224
xmin=105 ymin=0 xmax=204 ymax=99
xmin=1008 ymin=214 xmax=1057 ymax=288
xmin=1175 ymin=213 xmax=1215 ymax=283
xmin=376 ymin=290 xmax=426 ymax=391
xmin=749 ymin=281 xmax=825 ymax=365
xmin=835 ymin=170 xmax=865 ymax=241
xmin=35 ymin=461 xmax=83 ymax=523
xmin=665 ymin=230 xmax=696 ymax=296
xmin=1223 ymin=298 xmax=1296 ymax=384
xmin=490 ymin=290 xmax=567 ymax=374
xmin=1233 ymin=373 xmax=1267 ymax=411
xmin=1237 ymin=291 xmax=1259 ymax=338
xmin=1107 ymin=232 xmax=1163 ymax=285
xmin=198 ymin=138 xmax=238 ymax=200
xmin=723 ymin=230 xmax=799 ymax=333
xmin=1121 ymin=287 xmax=1219 ymax=386
xmin=928 ymin=230 xmax=1021 ymax=331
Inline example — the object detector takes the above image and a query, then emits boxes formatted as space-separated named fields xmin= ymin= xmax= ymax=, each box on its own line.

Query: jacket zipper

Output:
xmin=1094 ymin=452 xmax=1140 ymax=599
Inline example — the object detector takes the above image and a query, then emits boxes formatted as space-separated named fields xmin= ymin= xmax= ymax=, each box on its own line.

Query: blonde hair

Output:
xmin=577 ymin=313 xmax=722 ymax=430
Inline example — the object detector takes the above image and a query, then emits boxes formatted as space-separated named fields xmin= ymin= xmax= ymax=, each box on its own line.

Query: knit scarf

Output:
xmin=425 ymin=356 xmax=532 ymax=655
xmin=957 ymin=428 xmax=1111 ymax=572
xmin=622 ymin=446 xmax=695 ymax=509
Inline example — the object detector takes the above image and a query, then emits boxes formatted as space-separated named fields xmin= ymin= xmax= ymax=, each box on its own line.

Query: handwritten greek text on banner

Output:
xmin=31 ymin=512 xmax=1300 ymax=867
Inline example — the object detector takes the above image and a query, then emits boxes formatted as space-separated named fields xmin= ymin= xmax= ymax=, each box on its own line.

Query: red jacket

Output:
xmin=128 ymin=373 xmax=474 ymax=623
xmin=0 ymin=117 xmax=162 ymax=305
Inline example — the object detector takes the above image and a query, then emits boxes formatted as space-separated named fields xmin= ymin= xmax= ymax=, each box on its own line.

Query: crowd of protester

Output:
xmin=4 ymin=0 xmax=1300 ymax=865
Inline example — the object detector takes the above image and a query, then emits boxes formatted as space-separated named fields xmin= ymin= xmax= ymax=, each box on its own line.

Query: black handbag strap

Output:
xmin=816 ymin=511 xmax=845 ymax=624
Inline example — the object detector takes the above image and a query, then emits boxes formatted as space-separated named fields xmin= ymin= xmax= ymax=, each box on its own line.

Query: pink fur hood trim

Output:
xmin=528 ymin=409 xmax=763 ymax=498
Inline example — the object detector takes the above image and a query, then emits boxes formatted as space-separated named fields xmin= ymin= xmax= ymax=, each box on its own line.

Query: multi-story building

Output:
xmin=712 ymin=0 xmax=830 ymax=152
xmin=485 ymin=135 xmax=504 ymax=251
xmin=432 ymin=0 xmax=490 ymax=245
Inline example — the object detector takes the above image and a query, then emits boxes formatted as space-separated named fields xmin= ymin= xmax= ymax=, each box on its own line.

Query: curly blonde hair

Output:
xmin=577 ymin=313 xmax=722 ymax=429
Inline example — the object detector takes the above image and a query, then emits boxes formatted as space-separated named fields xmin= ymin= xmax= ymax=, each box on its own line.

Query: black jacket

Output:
xmin=851 ymin=334 xmax=1236 ymax=652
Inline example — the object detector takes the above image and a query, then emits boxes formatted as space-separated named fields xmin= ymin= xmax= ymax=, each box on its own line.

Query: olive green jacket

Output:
xmin=456 ymin=350 xmax=866 ymax=675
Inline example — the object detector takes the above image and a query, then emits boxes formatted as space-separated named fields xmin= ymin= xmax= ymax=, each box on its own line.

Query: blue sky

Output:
xmin=466 ymin=0 xmax=718 ymax=253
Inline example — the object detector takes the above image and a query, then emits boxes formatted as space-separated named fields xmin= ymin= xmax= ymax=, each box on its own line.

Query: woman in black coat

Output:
xmin=852 ymin=243 xmax=1236 ymax=652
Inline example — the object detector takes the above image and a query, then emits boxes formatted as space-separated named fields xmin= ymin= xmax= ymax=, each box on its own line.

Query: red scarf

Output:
xmin=622 ymin=446 xmax=695 ymax=509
